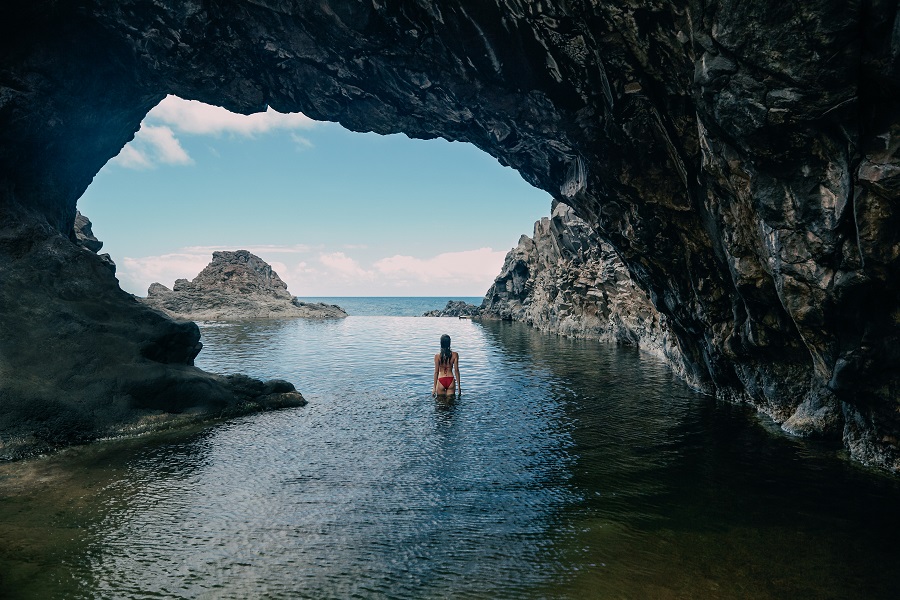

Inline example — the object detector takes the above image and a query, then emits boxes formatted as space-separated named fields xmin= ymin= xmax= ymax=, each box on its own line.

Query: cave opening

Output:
xmin=6 ymin=5 xmax=900 ymax=593
xmin=3 ymin=0 xmax=898 ymax=475
xmin=77 ymin=95 xmax=552 ymax=299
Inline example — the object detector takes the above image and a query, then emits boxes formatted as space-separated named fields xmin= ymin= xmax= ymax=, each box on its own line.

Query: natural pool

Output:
xmin=1 ymin=316 xmax=899 ymax=598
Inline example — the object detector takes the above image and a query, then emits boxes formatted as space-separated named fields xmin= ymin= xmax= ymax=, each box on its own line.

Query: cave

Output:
xmin=1 ymin=1 xmax=898 ymax=471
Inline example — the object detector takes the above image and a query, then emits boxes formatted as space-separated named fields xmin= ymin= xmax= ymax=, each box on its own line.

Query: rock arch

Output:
xmin=1 ymin=1 xmax=898 ymax=470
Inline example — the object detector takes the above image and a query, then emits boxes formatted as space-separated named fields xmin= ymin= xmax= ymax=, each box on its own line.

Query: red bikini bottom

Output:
xmin=438 ymin=376 xmax=454 ymax=388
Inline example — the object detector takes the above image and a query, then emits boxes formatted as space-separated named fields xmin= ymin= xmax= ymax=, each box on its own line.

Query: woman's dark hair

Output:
xmin=440 ymin=334 xmax=452 ymax=365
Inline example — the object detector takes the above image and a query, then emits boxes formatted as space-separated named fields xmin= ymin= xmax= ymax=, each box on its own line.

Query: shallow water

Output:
xmin=295 ymin=296 xmax=483 ymax=316
xmin=1 ymin=316 xmax=899 ymax=599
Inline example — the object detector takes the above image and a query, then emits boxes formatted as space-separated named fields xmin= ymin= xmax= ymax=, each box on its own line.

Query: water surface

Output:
xmin=1 ymin=312 xmax=899 ymax=598
xmin=295 ymin=296 xmax=483 ymax=316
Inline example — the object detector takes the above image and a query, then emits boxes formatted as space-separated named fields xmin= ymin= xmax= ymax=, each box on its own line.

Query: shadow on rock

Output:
xmin=0 ymin=208 xmax=305 ymax=460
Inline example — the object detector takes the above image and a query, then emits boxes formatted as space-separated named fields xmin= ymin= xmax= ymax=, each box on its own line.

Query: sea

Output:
xmin=296 ymin=296 xmax=484 ymax=316
xmin=1 ymin=297 xmax=899 ymax=599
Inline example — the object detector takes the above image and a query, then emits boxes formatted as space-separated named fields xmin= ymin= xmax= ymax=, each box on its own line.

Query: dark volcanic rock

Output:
xmin=1 ymin=1 xmax=899 ymax=470
xmin=73 ymin=210 xmax=103 ymax=253
xmin=0 ymin=208 xmax=306 ymax=460
xmin=482 ymin=201 xmax=683 ymax=375
xmin=73 ymin=210 xmax=116 ymax=273
xmin=142 ymin=249 xmax=347 ymax=320
xmin=423 ymin=301 xmax=480 ymax=318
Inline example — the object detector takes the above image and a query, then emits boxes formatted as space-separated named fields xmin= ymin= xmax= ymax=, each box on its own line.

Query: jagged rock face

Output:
xmin=186 ymin=250 xmax=294 ymax=299
xmin=143 ymin=249 xmax=347 ymax=320
xmin=73 ymin=210 xmax=103 ymax=253
xmin=482 ymin=201 xmax=683 ymax=375
xmin=73 ymin=210 xmax=117 ymax=273
xmin=1 ymin=1 xmax=899 ymax=469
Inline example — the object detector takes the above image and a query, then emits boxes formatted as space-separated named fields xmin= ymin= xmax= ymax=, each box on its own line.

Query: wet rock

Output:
xmin=423 ymin=301 xmax=480 ymax=317
xmin=142 ymin=250 xmax=347 ymax=320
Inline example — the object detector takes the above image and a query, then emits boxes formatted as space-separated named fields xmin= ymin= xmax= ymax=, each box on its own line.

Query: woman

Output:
xmin=433 ymin=334 xmax=460 ymax=396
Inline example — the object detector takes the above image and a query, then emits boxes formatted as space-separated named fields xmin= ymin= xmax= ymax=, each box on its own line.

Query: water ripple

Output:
xmin=3 ymin=317 xmax=900 ymax=598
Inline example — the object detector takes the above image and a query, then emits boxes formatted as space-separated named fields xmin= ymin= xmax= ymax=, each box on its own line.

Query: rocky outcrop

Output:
xmin=73 ymin=210 xmax=103 ymax=253
xmin=142 ymin=250 xmax=346 ymax=320
xmin=423 ymin=301 xmax=481 ymax=318
xmin=0 ymin=208 xmax=306 ymax=460
xmin=482 ymin=201 xmax=684 ymax=373
xmin=2 ymin=1 xmax=899 ymax=470
xmin=73 ymin=210 xmax=117 ymax=273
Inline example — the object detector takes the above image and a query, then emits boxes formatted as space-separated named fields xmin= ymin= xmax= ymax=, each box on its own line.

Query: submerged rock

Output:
xmin=142 ymin=250 xmax=347 ymax=320
xmin=423 ymin=301 xmax=480 ymax=318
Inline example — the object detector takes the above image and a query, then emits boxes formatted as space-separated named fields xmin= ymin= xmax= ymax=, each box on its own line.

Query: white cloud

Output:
xmin=142 ymin=126 xmax=193 ymax=164
xmin=119 ymin=251 xmax=213 ymax=293
xmin=268 ymin=260 xmax=289 ymax=278
xmin=289 ymin=248 xmax=505 ymax=295
xmin=180 ymin=243 xmax=314 ymax=254
xmin=115 ymin=245 xmax=505 ymax=297
xmin=112 ymin=125 xmax=192 ymax=169
xmin=374 ymin=248 xmax=506 ymax=287
xmin=111 ymin=95 xmax=319 ymax=169
xmin=148 ymin=96 xmax=317 ymax=136
xmin=290 ymin=133 xmax=314 ymax=149
xmin=113 ymin=144 xmax=153 ymax=169
xmin=319 ymin=252 xmax=375 ymax=280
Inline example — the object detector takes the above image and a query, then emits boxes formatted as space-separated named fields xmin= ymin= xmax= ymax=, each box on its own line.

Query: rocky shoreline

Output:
xmin=432 ymin=202 xmax=847 ymax=446
xmin=0 ymin=209 xmax=307 ymax=461
xmin=480 ymin=203 xmax=683 ymax=369
xmin=425 ymin=203 xmax=688 ymax=381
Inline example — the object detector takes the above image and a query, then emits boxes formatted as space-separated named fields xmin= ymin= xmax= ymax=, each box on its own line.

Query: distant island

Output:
xmin=142 ymin=250 xmax=347 ymax=320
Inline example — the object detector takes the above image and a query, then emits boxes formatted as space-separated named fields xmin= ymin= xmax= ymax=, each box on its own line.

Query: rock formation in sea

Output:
xmin=423 ymin=301 xmax=481 ymax=318
xmin=481 ymin=201 xmax=683 ymax=373
xmin=143 ymin=250 xmax=347 ymax=320
xmin=1 ymin=2 xmax=898 ymax=470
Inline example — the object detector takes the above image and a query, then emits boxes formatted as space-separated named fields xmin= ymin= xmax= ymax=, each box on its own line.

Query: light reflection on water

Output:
xmin=1 ymin=317 xmax=900 ymax=598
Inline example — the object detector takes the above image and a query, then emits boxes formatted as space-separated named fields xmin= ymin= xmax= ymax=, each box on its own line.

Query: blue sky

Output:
xmin=78 ymin=96 xmax=550 ymax=296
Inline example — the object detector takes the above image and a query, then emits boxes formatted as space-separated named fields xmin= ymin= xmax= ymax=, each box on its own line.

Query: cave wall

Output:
xmin=1 ymin=0 xmax=899 ymax=469
xmin=481 ymin=200 xmax=682 ymax=377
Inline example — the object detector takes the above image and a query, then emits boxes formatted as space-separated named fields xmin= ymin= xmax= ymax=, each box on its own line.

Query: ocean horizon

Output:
xmin=295 ymin=296 xmax=484 ymax=317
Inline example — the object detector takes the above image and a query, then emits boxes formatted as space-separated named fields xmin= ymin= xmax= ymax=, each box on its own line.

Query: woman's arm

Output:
xmin=453 ymin=352 xmax=461 ymax=394
xmin=432 ymin=354 xmax=439 ymax=396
